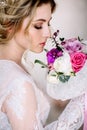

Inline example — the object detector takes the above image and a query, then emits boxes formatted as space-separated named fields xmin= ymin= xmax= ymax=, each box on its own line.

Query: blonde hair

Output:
xmin=0 ymin=0 xmax=56 ymax=43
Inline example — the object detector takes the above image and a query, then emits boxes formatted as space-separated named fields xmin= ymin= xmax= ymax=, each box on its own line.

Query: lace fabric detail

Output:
xmin=43 ymin=95 xmax=84 ymax=130
xmin=56 ymin=94 xmax=84 ymax=130
xmin=0 ymin=60 xmax=84 ymax=130
xmin=0 ymin=60 xmax=50 ymax=130
xmin=0 ymin=112 xmax=12 ymax=130
xmin=84 ymin=91 xmax=87 ymax=130
xmin=6 ymin=78 xmax=26 ymax=120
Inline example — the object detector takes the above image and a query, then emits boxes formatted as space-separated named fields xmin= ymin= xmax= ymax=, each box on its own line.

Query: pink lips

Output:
xmin=39 ymin=42 xmax=46 ymax=47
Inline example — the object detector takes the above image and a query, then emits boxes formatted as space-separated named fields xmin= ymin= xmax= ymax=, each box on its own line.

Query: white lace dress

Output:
xmin=0 ymin=60 xmax=84 ymax=130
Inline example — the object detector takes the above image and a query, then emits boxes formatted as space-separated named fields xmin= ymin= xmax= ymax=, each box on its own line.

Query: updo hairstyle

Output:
xmin=0 ymin=0 xmax=56 ymax=43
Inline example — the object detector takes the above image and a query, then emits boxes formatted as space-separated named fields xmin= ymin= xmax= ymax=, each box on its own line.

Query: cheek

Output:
xmin=27 ymin=29 xmax=41 ymax=45
xmin=24 ymin=32 xmax=37 ymax=51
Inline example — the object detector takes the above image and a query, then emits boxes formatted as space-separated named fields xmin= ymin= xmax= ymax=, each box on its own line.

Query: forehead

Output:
xmin=33 ymin=3 xmax=52 ymax=21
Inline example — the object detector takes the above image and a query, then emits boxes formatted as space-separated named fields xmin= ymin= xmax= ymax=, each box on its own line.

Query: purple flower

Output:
xmin=61 ymin=38 xmax=83 ymax=54
xmin=53 ymin=30 xmax=59 ymax=38
xmin=46 ymin=48 xmax=63 ymax=64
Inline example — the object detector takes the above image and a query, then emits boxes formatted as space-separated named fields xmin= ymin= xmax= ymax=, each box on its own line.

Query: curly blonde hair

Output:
xmin=0 ymin=0 xmax=56 ymax=43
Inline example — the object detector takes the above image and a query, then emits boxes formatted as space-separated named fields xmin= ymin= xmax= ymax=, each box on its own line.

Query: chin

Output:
xmin=31 ymin=48 xmax=44 ymax=53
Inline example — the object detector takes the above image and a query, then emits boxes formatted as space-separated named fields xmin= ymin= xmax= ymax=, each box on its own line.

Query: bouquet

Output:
xmin=35 ymin=30 xmax=87 ymax=84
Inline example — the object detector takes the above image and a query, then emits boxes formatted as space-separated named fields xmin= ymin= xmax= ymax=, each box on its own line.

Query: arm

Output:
xmin=57 ymin=94 xmax=84 ymax=129
xmin=2 ymin=81 xmax=38 ymax=130
xmin=44 ymin=94 xmax=84 ymax=130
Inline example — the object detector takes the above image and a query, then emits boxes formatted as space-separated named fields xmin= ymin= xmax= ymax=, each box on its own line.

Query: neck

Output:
xmin=0 ymin=42 xmax=25 ymax=65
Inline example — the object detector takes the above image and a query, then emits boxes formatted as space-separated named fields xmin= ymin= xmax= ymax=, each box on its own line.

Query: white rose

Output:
xmin=53 ymin=51 xmax=72 ymax=75
xmin=47 ymin=70 xmax=59 ymax=84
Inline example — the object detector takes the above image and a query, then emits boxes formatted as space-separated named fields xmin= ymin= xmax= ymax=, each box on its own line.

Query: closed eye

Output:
xmin=34 ymin=25 xmax=42 ymax=30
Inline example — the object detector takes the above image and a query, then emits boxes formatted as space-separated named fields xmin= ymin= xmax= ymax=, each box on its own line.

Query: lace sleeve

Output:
xmin=1 ymin=78 xmax=59 ymax=130
xmin=57 ymin=94 xmax=84 ymax=130
xmin=3 ymin=79 xmax=40 ymax=130
xmin=2 ymin=77 xmax=84 ymax=130
xmin=44 ymin=94 xmax=84 ymax=130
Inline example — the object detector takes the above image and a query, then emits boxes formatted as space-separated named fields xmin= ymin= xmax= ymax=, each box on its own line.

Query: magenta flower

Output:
xmin=61 ymin=38 xmax=83 ymax=54
xmin=46 ymin=48 xmax=63 ymax=64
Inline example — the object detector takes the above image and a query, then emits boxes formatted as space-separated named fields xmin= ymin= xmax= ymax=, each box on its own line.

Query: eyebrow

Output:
xmin=33 ymin=17 xmax=52 ymax=23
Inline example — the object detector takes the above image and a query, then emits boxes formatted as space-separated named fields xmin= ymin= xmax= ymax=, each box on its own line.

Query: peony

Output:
xmin=70 ymin=52 xmax=86 ymax=72
xmin=53 ymin=51 xmax=73 ymax=75
xmin=47 ymin=70 xmax=59 ymax=84
xmin=61 ymin=38 xmax=83 ymax=54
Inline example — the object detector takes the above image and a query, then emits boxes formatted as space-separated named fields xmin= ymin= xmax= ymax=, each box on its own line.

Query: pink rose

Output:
xmin=70 ymin=52 xmax=86 ymax=72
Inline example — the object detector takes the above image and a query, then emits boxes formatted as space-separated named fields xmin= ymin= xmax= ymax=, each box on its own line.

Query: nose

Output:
xmin=43 ymin=26 xmax=51 ymax=38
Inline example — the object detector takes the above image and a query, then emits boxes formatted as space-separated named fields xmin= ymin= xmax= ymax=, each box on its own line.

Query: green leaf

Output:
xmin=59 ymin=75 xmax=70 ymax=83
xmin=51 ymin=74 xmax=57 ymax=77
xmin=59 ymin=37 xmax=65 ymax=41
xmin=34 ymin=59 xmax=47 ymax=68
xmin=44 ymin=48 xmax=48 ymax=52
xmin=58 ymin=72 xmax=64 ymax=75
xmin=78 ymin=36 xmax=83 ymax=42
xmin=71 ymin=71 xmax=75 ymax=76
xmin=41 ymin=66 xmax=46 ymax=68
xmin=64 ymin=75 xmax=70 ymax=81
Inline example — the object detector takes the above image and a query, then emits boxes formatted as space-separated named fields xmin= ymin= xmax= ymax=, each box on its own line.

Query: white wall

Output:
xmin=52 ymin=0 xmax=87 ymax=39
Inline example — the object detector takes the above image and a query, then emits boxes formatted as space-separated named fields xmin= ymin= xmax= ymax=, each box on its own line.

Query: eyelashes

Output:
xmin=33 ymin=23 xmax=51 ymax=30
xmin=34 ymin=25 xmax=42 ymax=30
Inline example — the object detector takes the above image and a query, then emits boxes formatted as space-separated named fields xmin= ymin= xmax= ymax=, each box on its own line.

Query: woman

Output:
xmin=0 ymin=0 xmax=85 ymax=130
xmin=0 ymin=0 xmax=58 ymax=129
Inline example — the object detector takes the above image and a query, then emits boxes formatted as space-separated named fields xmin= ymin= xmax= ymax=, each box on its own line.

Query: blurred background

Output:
xmin=52 ymin=0 xmax=87 ymax=39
